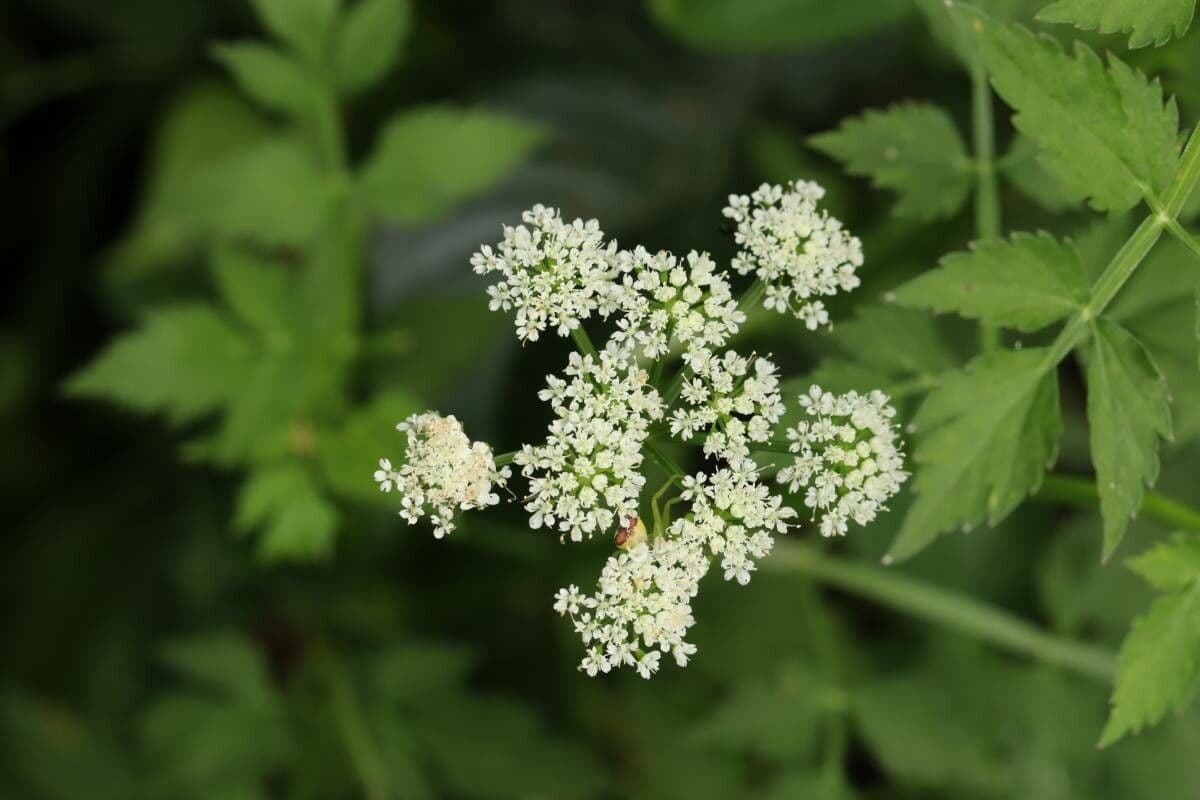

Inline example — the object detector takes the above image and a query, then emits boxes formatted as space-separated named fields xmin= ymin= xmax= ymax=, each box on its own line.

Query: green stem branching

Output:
xmin=1035 ymin=473 xmax=1200 ymax=533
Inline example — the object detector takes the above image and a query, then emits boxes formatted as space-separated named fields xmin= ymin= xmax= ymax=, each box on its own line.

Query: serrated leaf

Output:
xmin=888 ymin=348 xmax=1061 ymax=562
xmin=1128 ymin=533 xmax=1200 ymax=592
xmin=212 ymin=42 xmax=318 ymax=121
xmin=1085 ymin=319 xmax=1173 ymax=558
xmin=143 ymin=633 xmax=291 ymax=798
xmin=66 ymin=305 xmax=252 ymax=424
xmin=211 ymin=246 xmax=295 ymax=340
xmin=358 ymin=107 xmax=545 ymax=223
xmin=894 ymin=231 xmax=1088 ymax=331
xmin=917 ymin=0 xmax=1044 ymax=68
xmin=810 ymin=102 xmax=971 ymax=220
xmin=333 ymin=0 xmax=410 ymax=93
xmin=1001 ymin=134 xmax=1086 ymax=211
xmin=250 ymin=0 xmax=341 ymax=62
xmin=236 ymin=463 xmax=338 ymax=560
xmin=954 ymin=3 xmax=1179 ymax=212
xmin=1038 ymin=0 xmax=1195 ymax=48
xmin=1101 ymin=588 xmax=1200 ymax=745
xmin=648 ymin=0 xmax=913 ymax=50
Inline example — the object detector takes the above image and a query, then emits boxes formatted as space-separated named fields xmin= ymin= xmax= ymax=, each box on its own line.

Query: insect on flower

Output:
xmin=614 ymin=516 xmax=647 ymax=549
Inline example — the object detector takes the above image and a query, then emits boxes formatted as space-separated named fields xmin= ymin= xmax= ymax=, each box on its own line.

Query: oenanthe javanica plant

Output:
xmin=806 ymin=0 xmax=1200 ymax=747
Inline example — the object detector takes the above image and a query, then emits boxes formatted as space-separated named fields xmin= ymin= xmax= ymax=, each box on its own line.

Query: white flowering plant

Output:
xmin=376 ymin=180 xmax=909 ymax=677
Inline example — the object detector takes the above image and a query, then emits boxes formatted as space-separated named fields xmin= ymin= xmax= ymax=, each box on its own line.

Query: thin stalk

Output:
xmin=494 ymin=451 xmax=517 ymax=468
xmin=764 ymin=543 xmax=1116 ymax=682
xmin=737 ymin=277 xmax=767 ymax=316
xmin=971 ymin=67 xmax=1003 ymax=354
xmin=1164 ymin=217 xmax=1200 ymax=261
xmin=644 ymin=440 xmax=685 ymax=480
xmin=1035 ymin=473 xmax=1200 ymax=532
xmin=570 ymin=326 xmax=598 ymax=358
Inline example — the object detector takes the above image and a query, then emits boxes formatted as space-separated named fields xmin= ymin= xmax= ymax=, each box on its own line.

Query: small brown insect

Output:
xmin=614 ymin=516 xmax=647 ymax=550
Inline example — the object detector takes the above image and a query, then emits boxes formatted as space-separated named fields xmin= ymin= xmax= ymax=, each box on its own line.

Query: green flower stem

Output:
xmin=1163 ymin=216 xmax=1200 ymax=261
xmin=570 ymin=326 xmax=598 ymax=358
xmin=494 ymin=451 xmax=517 ymax=468
xmin=737 ymin=277 xmax=767 ymax=315
xmin=971 ymin=66 xmax=1003 ymax=355
xmin=764 ymin=543 xmax=1116 ymax=683
xmin=313 ymin=646 xmax=389 ymax=800
xmin=1035 ymin=473 xmax=1200 ymax=533
xmin=1038 ymin=126 xmax=1200 ymax=373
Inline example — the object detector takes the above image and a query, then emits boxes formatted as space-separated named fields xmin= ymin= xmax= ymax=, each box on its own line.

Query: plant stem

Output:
xmin=644 ymin=440 xmax=685 ymax=480
xmin=494 ymin=451 xmax=517 ymax=468
xmin=1164 ymin=217 xmax=1200 ymax=261
xmin=764 ymin=543 xmax=1116 ymax=682
xmin=1035 ymin=473 xmax=1200 ymax=532
xmin=737 ymin=277 xmax=767 ymax=315
xmin=971 ymin=66 xmax=1002 ymax=354
xmin=571 ymin=326 xmax=598 ymax=358
xmin=313 ymin=647 xmax=389 ymax=800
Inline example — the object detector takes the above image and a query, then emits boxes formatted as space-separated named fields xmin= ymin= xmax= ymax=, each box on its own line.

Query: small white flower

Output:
xmin=668 ymin=350 xmax=785 ymax=461
xmin=722 ymin=180 xmax=862 ymax=328
xmin=607 ymin=247 xmax=745 ymax=361
xmin=516 ymin=347 xmax=664 ymax=542
xmin=777 ymin=386 xmax=908 ymax=535
xmin=471 ymin=205 xmax=621 ymax=342
xmin=374 ymin=412 xmax=510 ymax=539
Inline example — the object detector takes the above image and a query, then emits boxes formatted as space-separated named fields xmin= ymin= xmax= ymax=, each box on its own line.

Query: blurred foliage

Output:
xmin=4 ymin=0 xmax=1200 ymax=797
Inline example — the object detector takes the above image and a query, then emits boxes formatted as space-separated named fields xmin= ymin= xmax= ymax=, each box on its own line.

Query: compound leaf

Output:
xmin=333 ymin=0 xmax=411 ymax=93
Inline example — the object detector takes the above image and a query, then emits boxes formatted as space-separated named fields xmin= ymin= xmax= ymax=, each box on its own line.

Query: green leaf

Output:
xmin=236 ymin=463 xmax=338 ymax=560
xmin=888 ymin=348 xmax=1061 ymax=562
xmin=648 ymin=0 xmax=914 ymax=50
xmin=211 ymin=246 xmax=295 ymax=340
xmin=333 ymin=0 xmax=410 ymax=93
xmin=1101 ymin=588 xmax=1200 ymax=745
xmin=1001 ymin=134 xmax=1086 ymax=211
xmin=893 ymin=231 xmax=1088 ymax=331
xmin=212 ymin=42 xmax=318 ymax=121
xmin=1037 ymin=0 xmax=1195 ymax=48
xmin=143 ymin=633 xmax=292 ymax=798
xmin=318 ymin=389 xmax=421 ymax=505
xmin=1085 ymin=319 xmax=1173 ymax=558
xmin=1128 ymin=533 xmax=1200 ymax=592
xmin=799 ymin=303 xmax=956 ymax=398
xmin=687 ymin=667 xmax=825 ymax=759
xmin=917 ymin=0 xmax=1043 ymax=69
xmin=250 ymin=0 xmax=341 ymax=62
xmin=810 ymin=102 xmax=971 ymax=221
xmin=358 ymin=107 xmax=545 ymax=223
xmin=66 ymin=305 xmax=252 ymax=425
xmin=954 ymin=3 xmax=1179 ymax=212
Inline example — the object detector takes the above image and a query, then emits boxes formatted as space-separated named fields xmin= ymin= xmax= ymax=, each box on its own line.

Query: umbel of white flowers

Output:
xmin=375 ymin=180 xmax=908 ymax=678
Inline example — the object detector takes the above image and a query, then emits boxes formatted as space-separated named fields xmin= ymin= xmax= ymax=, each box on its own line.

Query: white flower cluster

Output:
xmin=723 ymin=180 xmax=863 ymax=330
xmin=555 ymin=459 xmax=796 ymax=677
xmin=515 ymin=348 xmax=664 ymax=542
xmin=374 ymin=412 xmax=510 ymax=539
xmin=470 ymin=204 xmax=620 ymax=342
xmin=669 ymin=351 xmax=785 ymax=461
xmin=777 ymin=386 xmax=907 ymax=538
xmin=608 ymin=247 xmax=745 ymax=360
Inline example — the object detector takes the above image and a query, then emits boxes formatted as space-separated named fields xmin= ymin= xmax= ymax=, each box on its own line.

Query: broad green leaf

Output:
xmin=250 ymin=0 xmax=341 ymax=62
xmin=333 ymin=0 xmax=410 ymax=93
xmin=1085 ymin=319 xmax=1173 ymax=558
xmin=1001 ymin=134 xmax=1086 ymax=211
xmin=686 ymin=667 xmax=825 ymax=759
xmin=318 ymin=389 xmax=421 ymax=505
xmin=894 ymin=231 xmax=1088 ymax=331
xmin=103 ymin=83 xmax=272 ymax=286
xmin=1038 ymin=0 xmax=1195 ymax=48
xmin=236 ymin=463 xmax=338 ymax=559
xmin=648 ymin=0 xmax=913 ymax=50
xmin=143 ymin=633 xmax=291 ymax=798
xmin=953 ymin=3 xmax=1179 ymax=212
xmin=1128 ymin=533 xmax=1200 ymax=592
xmin=810 ymin=102 xmax=971 ymax=220
xmin=798 ymin=303 xmax=956 ymax=398
xmin=358 ymin=107 xmax=545 ymax=223
xmin=888 ymin=348 xmax=1061 ymax=562
xmin=211 ymin=246 xmax=294 ymax=341
xmin=212 ymin=42 xmax=318 ymax=121
xmin=1101 ymin=588 xmax=1200 ymax=745
xmin=65 ymin=304 xmax=252 ymax=424
xmin=765 ymin=771 xmax=858 ymax=800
